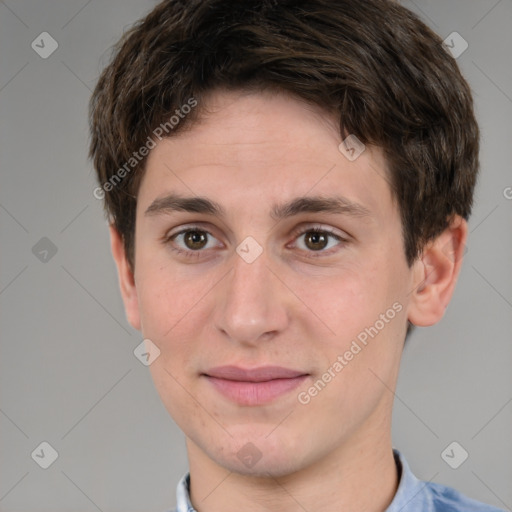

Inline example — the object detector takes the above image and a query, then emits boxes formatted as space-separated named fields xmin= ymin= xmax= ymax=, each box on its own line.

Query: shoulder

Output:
xmin=424 ymin=480 xmax=507 ymax=512
xmin=389 ymin=450 xmax=506 ymax=512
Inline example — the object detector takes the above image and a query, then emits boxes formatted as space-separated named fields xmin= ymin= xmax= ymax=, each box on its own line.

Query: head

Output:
xmin=89 ymin=0 xmax=478 ymax=476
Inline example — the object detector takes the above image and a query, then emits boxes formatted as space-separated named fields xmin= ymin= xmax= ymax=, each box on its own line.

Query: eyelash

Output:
xmin=164 ymin=225 xmax=348 ymax=260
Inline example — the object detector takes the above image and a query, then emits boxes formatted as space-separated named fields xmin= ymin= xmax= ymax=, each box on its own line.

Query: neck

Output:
xmin=186 ymin=415 xmax=398 ymax=512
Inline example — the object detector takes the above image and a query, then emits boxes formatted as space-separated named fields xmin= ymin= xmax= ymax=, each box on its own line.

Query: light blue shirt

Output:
xmin=170 ymin=449 xmax=505 ymax=512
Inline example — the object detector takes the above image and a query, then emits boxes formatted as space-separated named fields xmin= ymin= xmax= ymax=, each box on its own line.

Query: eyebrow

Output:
xmin=144 ymin=193 xmax=372 ymax=220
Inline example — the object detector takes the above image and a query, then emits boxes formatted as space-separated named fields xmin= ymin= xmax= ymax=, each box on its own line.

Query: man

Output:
xmin=89 ymin=1 xmax=504 ymax=510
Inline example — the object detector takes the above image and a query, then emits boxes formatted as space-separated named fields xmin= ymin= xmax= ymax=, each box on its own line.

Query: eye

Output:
xmin=291 ymin=226 xmax=347 ymax=256
xmin=165 ymin=227 xmax=222 ymax=258
xmin=177 ymin=230 xmax=210 ymax=250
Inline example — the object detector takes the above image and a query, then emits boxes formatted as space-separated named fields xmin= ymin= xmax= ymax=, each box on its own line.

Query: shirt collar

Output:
xmin=386 ymin=449 xmax=434 ymax=512
xmin=175 ymin=471 xmax=194 ymax=512
xmin=175 ymin=449 xmax=433 ymax=512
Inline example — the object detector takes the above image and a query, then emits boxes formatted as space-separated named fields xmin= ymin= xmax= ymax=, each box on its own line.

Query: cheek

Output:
xmin=293 ymin=264 xmax=386 ymax=341
xmin=136 ymin=262 xmax=205 ymax=337
xmin=135 ymin=269 xmax=211 ymax=420
xmin=298 ymin=263 xmax=406 ymax=376
xmin=135 ymin=264 xmax=226 ymax=382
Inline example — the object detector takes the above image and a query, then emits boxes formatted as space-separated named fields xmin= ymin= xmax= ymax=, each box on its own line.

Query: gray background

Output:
xmin=1 ymin=0 xmax=511 ymax=510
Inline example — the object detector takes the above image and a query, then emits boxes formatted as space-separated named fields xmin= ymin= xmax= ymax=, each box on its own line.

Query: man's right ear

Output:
xmin=109 ymin=225 xmax=141 ymax=331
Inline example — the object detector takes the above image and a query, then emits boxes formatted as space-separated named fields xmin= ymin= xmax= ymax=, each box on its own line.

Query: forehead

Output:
xmin=138 ymin=89 xmax=396 ymax=222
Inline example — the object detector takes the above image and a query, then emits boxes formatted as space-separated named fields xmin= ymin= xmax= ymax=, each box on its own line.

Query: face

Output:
xmin=121 ymin=89 xmax=420 ymax=477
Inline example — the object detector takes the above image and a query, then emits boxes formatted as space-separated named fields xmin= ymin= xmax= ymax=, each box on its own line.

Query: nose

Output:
xmin=213 ymin=246 xmax=290 ymax=346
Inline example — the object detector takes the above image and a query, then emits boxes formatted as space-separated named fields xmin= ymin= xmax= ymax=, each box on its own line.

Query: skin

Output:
xmin=110 ymin=89 xmax=467 ymax=512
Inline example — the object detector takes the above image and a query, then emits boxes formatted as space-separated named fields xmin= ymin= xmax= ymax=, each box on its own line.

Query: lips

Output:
xmin=205 ymin=365 xmax=307 ymax=382
xmin=203 ymin=365 xmax=309 ymax=405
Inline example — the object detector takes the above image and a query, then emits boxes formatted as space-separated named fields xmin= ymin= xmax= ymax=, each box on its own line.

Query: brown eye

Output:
xmin=304 ymin=231 xmax=329 ymax=251
xmin=291 ymin=226 xmax=347 ymax=257
xmin=165 ymin=226 xmax=223 ymax=259
xmin=183 ymin=230 xmax=208 ymax=250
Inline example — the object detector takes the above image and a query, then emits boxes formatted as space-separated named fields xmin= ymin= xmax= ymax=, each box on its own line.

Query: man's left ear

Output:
xmin=407 ymin=215 xmax=468 ymax=327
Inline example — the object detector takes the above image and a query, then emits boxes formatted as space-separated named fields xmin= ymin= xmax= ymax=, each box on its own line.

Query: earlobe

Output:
xmin=407 ymin=216 xmax=467 ymax=327
xmin=109 ymin=225 xmax=141 ymax=331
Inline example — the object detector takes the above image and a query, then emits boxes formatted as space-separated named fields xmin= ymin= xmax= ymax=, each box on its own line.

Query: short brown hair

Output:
xmin=89 ymin=0 xmax=479 ymax=272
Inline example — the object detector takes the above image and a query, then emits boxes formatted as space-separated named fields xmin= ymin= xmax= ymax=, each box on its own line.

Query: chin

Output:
xmin=222 ymin=450 xmax=305 ymax=478
xmin=206 ymin=432 xmax=308 ymax=478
